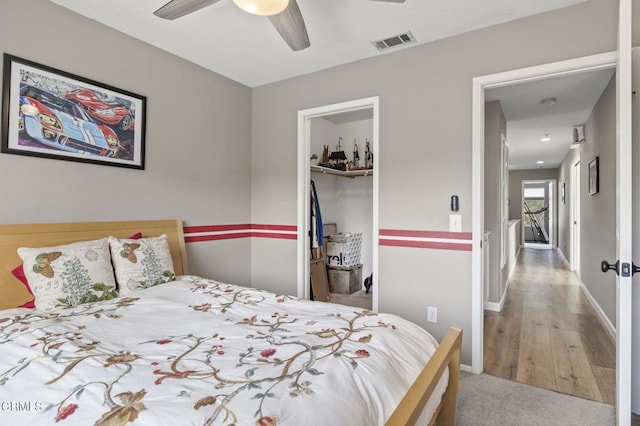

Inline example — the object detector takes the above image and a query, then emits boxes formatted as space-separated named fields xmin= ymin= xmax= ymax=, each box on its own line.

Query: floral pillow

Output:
xmin=11 ymin=233 xmax=143 ymax=309
xmin=17 ymin=238 xmax=118 ymax=311
xmin=109 ymin=235 xmax=176 ymax=296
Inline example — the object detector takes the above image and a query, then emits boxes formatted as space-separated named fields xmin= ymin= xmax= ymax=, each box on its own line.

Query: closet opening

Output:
xmin=296 ymin=97 xmax=380 ymax=312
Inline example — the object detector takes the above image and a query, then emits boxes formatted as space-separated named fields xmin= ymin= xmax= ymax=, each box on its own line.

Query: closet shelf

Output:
xmin=311 ymin=165 xmax=373 ymax=178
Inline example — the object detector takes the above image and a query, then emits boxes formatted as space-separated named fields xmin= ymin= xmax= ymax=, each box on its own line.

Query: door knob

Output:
xmin=601 ymin=260 xmax=619 ymax=275
xmin=634 ymin=262 xmax=640 ymax=276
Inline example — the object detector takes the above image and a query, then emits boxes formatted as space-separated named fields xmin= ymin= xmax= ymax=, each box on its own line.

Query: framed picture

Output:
xmin=561 ymin=182 xmax=565 ymax=204
xmin=1 ymin=54 xmax=146 ymax=169
xmin=588 ymin=157 xmax=599 ymax=195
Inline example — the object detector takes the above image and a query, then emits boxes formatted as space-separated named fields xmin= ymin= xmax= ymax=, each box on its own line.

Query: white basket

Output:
xmin=326 ymin=233 xmax=362 ymax=267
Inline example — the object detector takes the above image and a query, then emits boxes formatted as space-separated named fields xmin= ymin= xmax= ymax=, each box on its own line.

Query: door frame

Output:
xmin=616 ymin=0 xmax=633 ymax=420
xmin=500 ymin=134 xmax=509 ymax=266
xmin=570 ymin=158 xmax=581 ymax=274
xmin=631 ymin=46 xmax=640 ymax=417
xmin=521 ymin=179 xmax=556 ymax=249
xmin=471 ymin=52 xmax=617 ymax=375
xmin=296 ymin=97 xmax=380 ymax=311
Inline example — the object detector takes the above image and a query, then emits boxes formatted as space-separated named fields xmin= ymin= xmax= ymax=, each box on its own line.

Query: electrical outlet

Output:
xmin=427 ymin=306 xmax=438 ymax=323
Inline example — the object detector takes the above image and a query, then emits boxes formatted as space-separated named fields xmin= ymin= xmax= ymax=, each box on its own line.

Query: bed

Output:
xmin=0 ymin=219 xmax=462 ymax=425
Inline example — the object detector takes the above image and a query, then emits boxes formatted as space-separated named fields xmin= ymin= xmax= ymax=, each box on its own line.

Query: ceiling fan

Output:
xmin=154 ymin=0 xmax=406 ymax=51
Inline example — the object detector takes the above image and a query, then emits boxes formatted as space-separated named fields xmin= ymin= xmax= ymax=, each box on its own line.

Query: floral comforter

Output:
xmin=0 ymin=276 xmax=446 ymax=425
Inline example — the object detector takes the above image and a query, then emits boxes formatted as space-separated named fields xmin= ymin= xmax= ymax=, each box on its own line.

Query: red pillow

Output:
xmin=12 ymin=265 xmax=35 ymax=308
xmin=12 ymin=232 xmax=143 ymax=309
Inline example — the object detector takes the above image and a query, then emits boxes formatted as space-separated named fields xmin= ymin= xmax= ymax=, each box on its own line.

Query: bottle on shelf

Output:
xmin=364 ymin=139 xmax=373 ymax=169
xmin=353 ymin=139 xmax=359 ymax=168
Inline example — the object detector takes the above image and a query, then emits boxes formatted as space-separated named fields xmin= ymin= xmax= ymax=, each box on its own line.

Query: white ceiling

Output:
xmin=486 ymin=68 xmax=615 ymax=171
xmin=50 ymin=0 xmax=586 ymax=87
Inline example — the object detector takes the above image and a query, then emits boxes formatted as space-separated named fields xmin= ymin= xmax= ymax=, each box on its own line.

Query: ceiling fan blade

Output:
xmin=268 ymin=0 xmax=310 ymax=51
xmin=154 ymin=0 xmax=221 ymax=20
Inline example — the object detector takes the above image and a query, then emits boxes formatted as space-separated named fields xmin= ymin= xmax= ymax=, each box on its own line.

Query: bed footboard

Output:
xmin=386 ymin=327 xmax=463 ymax=426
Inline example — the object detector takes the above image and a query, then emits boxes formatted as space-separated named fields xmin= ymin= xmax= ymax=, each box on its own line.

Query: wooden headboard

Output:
xmin=0 ymin=219 xmax=188 ymax=310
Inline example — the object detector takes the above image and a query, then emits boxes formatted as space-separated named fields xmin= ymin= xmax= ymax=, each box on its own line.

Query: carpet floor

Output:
xmin=457 ymin=372 xmax=616 ymax=425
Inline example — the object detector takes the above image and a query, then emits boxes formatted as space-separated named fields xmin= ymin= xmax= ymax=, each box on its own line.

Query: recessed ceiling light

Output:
xmin=540 ymin=134 xmax=551 ymax=142
xmin=537 ymin=161 xmax=545 ymax=164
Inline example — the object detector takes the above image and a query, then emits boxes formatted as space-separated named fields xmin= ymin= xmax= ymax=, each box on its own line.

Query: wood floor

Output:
xmin=484 ymin=248 xmax=616 ymax=405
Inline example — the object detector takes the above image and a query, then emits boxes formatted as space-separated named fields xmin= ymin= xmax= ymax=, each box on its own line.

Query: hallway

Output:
xmin=484 ymin=248 xmax=616 ymax=404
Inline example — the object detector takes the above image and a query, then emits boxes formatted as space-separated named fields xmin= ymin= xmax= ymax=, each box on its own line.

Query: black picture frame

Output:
xmin=588 ymin=157 xmax=599 ymax=195
xmin=1 ymin=54 xmax=146 ymax=169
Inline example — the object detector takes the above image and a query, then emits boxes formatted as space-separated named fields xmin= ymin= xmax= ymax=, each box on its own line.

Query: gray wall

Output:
xmin=484 ymin=101 xmax=506 ymax=303
xmin=0 ymin=0 xmax=622 ymax=369
xmin=251 ymin=0 xmax=618 ymax=364
xmin=634 ymin=0 xmax=640 ymax=47
xmin=559 ymin=75 xmax=617 ymax=325
xmin=0 ymin=0 xmax=253 ymax=284
xmin=557 ymin=150 xmax=578 ymax=262
xmin=509 ymin=169 xmax=559 ymax=221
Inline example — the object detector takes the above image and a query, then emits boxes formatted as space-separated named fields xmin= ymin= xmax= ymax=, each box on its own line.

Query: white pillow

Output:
xmin=109 ymin=234 xmax=176 ymax=296
xmin=17 ymin=238 xmax=118 ymax=311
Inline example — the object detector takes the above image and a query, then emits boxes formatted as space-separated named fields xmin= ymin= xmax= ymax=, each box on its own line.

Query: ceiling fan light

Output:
xmin=233 ymin=0 xmax=289 ymax=16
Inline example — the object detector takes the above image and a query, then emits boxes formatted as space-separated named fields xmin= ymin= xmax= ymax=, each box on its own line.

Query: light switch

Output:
xmin=449 ymin=214 xmax=462 ymax=232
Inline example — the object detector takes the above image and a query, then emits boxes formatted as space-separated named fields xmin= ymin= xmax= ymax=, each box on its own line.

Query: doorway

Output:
xmin=481 ymin=66 xmax=617 ymax=403
xmin=472 ymin=52 xmax=630 ymax=408
xmin=296 ymin=97 xmax=380 ymax=311
xmin=472 ymin=52 xmax=617 ymax=371
xmin=522 ymin=180 xmax=555 ymax=249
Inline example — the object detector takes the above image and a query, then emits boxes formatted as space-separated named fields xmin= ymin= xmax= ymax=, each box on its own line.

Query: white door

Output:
xmin=571 ymin=160 xmax=581 ymax=273
xmin=632 ymin=46 xmax=640 ymax=417
xmin=611 ymin=0 xmax=633 ymax=423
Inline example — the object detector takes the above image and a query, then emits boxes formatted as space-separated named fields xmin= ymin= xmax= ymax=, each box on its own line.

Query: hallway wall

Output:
xmin=558 ymin=75 xmax=616 ymax=328
xmin=484 ymin=101 xmax=507 ymax=304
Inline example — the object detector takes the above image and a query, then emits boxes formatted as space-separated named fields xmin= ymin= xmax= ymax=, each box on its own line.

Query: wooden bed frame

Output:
xmin=0 ymin=219 xmax=188 ymax=310
xmin=0 ymin=219 xmax=461 ymax=425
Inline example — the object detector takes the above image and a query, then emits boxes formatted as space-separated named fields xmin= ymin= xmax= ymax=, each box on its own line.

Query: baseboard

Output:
xmin=484 ymin=274 xmax=511 ymax=313
xmin=524 ymin=242 xmax=553 ymax=250
xmin=484 ymin=301 xmax=501 ymax=312
xmin=558 ymin=251 xmax=615 ymax=338
xmin=460 ymin=364 xmax=473 ymax=373
xmin=557 ymin=248 xmax=569 ymax=266
xmin=556 ymin=248 xmax=571 ymax=266
xmin=579 ymin=281 xmax=616 ymax=340
xmin=507 ymin=246 xmax=520 ymax=279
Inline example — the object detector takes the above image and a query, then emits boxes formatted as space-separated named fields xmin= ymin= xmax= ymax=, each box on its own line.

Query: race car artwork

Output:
xmin=18 ymin=85 xmax=125 ymax=159
xmin=65 ymin=89 xmax=135 ymax=132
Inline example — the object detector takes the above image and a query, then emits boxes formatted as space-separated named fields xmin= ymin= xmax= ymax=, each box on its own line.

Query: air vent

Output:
xmin=372 ymin=31 xmax=416 ymax=51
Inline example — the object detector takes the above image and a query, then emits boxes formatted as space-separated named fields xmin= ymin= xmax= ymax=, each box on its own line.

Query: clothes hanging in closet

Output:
xmin=310 ymin=180 xmax=324 ymax=248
